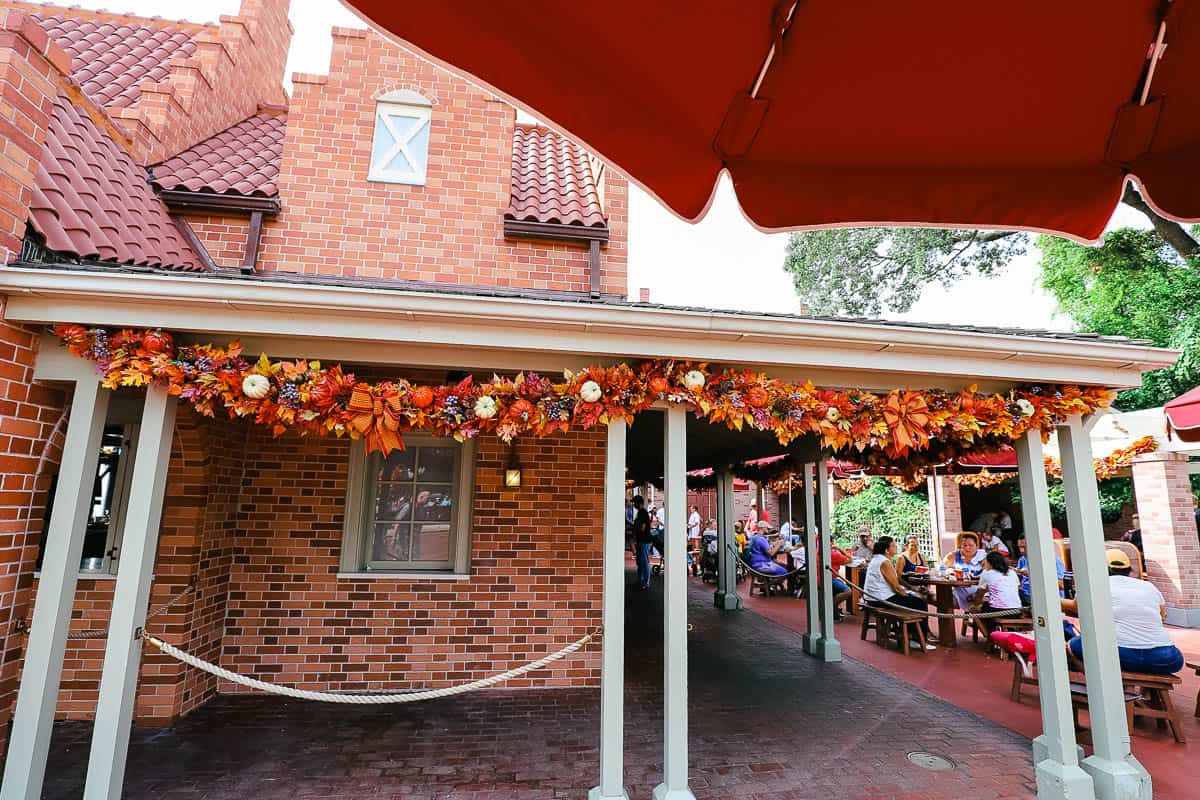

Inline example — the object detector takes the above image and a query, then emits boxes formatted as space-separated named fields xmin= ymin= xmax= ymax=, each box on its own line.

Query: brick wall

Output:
xmin=220 ymin=425 xmax=603 ymax=691
xmin=245 ymin=26 xmax=627 ymax=296
xmin=1131 ymin=452 xmax=1200 ymax=620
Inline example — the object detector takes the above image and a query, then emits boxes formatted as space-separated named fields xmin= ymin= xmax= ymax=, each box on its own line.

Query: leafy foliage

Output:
xmin=1011 ymin=478 xmax=1133 ymax=527
xmin=832 ymin=478 xmax=929 ymax=543
xmin=782 ymin=228 xmax=1027 ymax=316
xmin=1038 ymin=228 xmax=1200 ymax=410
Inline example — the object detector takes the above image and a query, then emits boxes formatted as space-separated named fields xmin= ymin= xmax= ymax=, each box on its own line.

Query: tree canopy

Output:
xmin=1038 ymin=228 xmax=1200 ymax=410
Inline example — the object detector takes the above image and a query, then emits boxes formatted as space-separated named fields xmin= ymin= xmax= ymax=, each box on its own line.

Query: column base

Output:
xmin=1080 ymin=754 xmax=1151 ymax=800
xmin=652 ymin=783 xmax=697 ymax=800
xmin=801 ymin=633 xmax=821 ymax=656
xmin=589 ymin=786 xmax=630 ymax=800
xmin=816 ymin=637 xmax=842 ymax=662
xmin=1165 ymin=606 xmax=1200 ymax=628
xmin=1032 ymin=735 xmax=1085 ymax=766
xmin=713 ymin=590 xmax=743 ymax=610
xmin=1032 ymin=756 xmax=1094 ymax=800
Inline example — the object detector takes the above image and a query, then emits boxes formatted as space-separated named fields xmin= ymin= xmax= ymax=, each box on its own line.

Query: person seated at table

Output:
xmin=971 ymin=551 xmax=1022 ymax=637
xmin=1013 ymin=535 xmax=1065 ymax=607
xmin=895 ymin=535 xmax=926 ymax=573
xmin=942 ymin=532 xmax=987 ymax=611
xmin=1061 ymin=549 xmax=1184 ymax=675
xmin=734 ymin=520 xmax=747 ymax=553
xmin=863 ymin=536 xmax=936 ymax=649
xmin=979 ymin=527 xmax=1009 ymax=556
xmin=747 ymin=526 xmax=788 ymax=576
xmin=849 ymin=530 xmax=874 ymax=562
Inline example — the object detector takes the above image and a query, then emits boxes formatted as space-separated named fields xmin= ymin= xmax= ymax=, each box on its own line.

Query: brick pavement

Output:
xmin=39 ymin=573 xmax=1036 ymax=799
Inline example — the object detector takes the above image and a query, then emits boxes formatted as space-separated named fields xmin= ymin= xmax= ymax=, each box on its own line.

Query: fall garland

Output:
xmin=54 ymin=325 xmax=1115 ymax=472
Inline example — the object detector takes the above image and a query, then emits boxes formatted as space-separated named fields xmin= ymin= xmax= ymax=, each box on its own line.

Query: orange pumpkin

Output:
xmin=309 ymin=378 xmax=339 ymax=408
xmin=141 ymin=330 xmax=173 ymax=354
xmin=508 ymin=397 xmax=534 ymax=420
xmin=411 ymin=385 xmax=434 ymax=409
xmin=746 ymin=385 xmax=768 ymax=408
xmin=58 ymin=324 xmax=89 ymax=342
xmin=648 ymin=375 xmax=669 ymax=395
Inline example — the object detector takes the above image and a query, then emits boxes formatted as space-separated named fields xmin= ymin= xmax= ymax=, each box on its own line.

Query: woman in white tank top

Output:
xmin=864 ymin=536 xmax=936 ymax=649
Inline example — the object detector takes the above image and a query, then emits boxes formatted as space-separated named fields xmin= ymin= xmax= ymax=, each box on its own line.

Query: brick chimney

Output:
xmin=638 ymin=287 xmax=650 ymax=303
xmin=0 ymin=8 xmax=68 ymax=261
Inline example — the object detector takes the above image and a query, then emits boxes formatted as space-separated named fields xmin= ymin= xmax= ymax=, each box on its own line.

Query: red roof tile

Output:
xmin=28 ymin=94 xmax=203 ymax=271
xmin=506 ymin=124 xmax=607 ymax=228
xmin=31 ymin=12 xmax=197 ymax=110
xmin=150 ymin=112 xmax=286 ymax=197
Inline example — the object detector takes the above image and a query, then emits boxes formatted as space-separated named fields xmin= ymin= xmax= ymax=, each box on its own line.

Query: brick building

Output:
xmin=0 ymin=3 xmax=1185 ymax=800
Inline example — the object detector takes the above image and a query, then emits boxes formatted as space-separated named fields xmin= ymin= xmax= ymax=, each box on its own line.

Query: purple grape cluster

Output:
xmin=278 ymin=382 xmax=300 ymax=408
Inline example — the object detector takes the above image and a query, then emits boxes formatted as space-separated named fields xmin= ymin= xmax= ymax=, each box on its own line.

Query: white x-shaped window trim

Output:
xmin=369 ymin=102 xmax=432 ymax=184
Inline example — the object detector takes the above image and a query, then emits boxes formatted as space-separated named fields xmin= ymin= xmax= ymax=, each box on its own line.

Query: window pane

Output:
xmin=377 ymin=449 xmax=416 ymax=483
xmin=407 ymin=119 xmax=430 ymax=171
xmin=414 ymin=485 xmax=452 ymax=521
xmin=417 ymin=446 xmax=456 ymax=482
xmin=370 ymin=114 xmax=397 ymax=167
xmin=371 ymin=522 xmax=411 ymax=562
xmin=412 ymin=522 xmax=451 ymax=562
xmin=374 ymin=483 xmax=413 ymax=521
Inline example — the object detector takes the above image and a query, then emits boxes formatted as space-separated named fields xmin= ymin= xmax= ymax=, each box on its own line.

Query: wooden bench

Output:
xmin=1014 ymin=660 xmax=1187 ymax=743
xmin=1122 ymin=670 xmax=1186 ymax=744
xmin=860 ymin=605 xmax=928 ymax=655
xmin=749 ymin=571 xmax=789 ymax=597
xmin=1189 ymin=661 xmax=1200 ymax=718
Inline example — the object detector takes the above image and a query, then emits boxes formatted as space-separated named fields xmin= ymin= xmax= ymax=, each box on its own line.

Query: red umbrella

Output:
xmin=1165 ymin=386 xmax=1200 ymax=443
xmin=344 ymin=1 xmax=1198 ymax=241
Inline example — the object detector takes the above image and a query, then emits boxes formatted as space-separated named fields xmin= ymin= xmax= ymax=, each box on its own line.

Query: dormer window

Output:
xmin=368 ymin=89 xmax=432 ymax=185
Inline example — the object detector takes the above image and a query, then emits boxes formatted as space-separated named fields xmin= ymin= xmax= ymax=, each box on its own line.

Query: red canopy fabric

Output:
xmin=345 ymin=1 xmax=1199 ymax=241
xmin=1165 ymin=386 xmax=1200 ymax=443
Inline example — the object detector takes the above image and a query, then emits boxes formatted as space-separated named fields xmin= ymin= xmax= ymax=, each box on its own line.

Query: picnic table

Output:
xmin=905 ymin=573 xmax=976 ymax=648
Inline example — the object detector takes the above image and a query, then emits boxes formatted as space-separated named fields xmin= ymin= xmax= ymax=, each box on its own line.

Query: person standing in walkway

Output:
xmin=687 ymin=505 xmax=702 ymax=575
xmin=863 ymin=536 xmax=936 ymax=649
xmin=632 ymin=495 xmax=653 ymax=590
xmin=746 ymin=499 xmax=759 ymax=534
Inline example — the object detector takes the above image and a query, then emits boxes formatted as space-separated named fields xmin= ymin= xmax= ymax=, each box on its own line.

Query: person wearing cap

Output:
xmin=1061 ymin=549 xmax=1184 ymax=675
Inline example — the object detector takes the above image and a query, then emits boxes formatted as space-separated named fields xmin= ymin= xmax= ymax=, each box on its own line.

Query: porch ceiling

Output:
xmin=625 ymin=410 xmax=820 ymax=483
xmin=3 ymin=266 xmax=1179 ymax=392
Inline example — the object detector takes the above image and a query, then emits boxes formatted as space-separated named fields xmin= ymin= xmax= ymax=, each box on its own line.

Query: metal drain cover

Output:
xmin=907 ymin=752 xmax=957 ymax=772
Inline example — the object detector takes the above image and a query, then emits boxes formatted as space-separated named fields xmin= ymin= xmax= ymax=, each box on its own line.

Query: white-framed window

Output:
xmin=340 ymin=434 xmax=475 ymax=575
xmin=367 ymin=89 xmax=432 ymax=185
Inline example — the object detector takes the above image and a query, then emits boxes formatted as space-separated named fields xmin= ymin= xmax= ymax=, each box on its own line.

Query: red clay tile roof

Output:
xmin=506 ymin=124 xmax=607 ymax=228
xmin=31 ymin=12 xmax=197 ymax=110
xmin=150 ymin=112 xmax=286 ymax=197
xmin=28 ymin=94 xmax=203 ymax=271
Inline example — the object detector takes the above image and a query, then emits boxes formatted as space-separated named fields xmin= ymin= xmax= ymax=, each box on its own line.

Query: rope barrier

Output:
xmin=829 ymin=565 xmax=1025 ymax=621
xmin=726 ymin=544 xmax=806 ymax=580
xmin=142 ymin=628 xmax=599 ymax=704
xmin=48 ymin=584 xmax=196 ymax=641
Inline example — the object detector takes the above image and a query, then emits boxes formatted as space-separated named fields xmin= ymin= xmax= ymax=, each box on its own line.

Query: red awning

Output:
xmin=1165 ymin=386 xmax=1200 ymax=443
xmin=345 ymin=1 xmax=1199 ymax=241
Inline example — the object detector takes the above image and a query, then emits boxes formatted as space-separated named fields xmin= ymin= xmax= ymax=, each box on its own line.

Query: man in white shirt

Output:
xmin=1062 ymin=549 xmax=1184 ymax=675
xmin=687 ymin=506 xmax=701 ymax=539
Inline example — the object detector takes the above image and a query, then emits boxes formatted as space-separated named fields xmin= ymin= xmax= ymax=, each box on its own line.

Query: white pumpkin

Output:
xmin=241 ymin=373 xmax=271 ymax=399
xmin=825 ymin=406 xmax=840 ymax=421
xmin=474 ymin=395 xmax=497 ymax=419
xmin=1016 ymin=398 xmax=1035 ymax=417
xmin=580 ymin=380 xmax=602 ymax=403
xmin=683 ymin=370 xmax=706 ymax=391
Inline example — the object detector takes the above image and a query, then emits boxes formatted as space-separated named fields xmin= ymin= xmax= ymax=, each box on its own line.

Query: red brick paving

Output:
xmin=742 ymin=584 xmax=1200 ymax=800
xmin=39 ymin=572 xmax=1037 ymax=799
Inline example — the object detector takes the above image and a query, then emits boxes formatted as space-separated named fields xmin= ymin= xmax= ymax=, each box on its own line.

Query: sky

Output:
xmin=60 ymin=0 xmax=1151 ymax=333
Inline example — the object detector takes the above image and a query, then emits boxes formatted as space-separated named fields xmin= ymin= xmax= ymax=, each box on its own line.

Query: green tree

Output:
xmin=1039 ymin=228 xmax=1200 ymax=410
xmin=782 ymin=186 xmax=1199 ymax=317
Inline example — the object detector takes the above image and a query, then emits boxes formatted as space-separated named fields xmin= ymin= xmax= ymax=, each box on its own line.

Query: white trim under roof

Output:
xmin=0 ymin=267 xmax=1178 ymax=390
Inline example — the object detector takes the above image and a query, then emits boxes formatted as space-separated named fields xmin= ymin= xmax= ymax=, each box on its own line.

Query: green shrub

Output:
xmin=832 ymin=478 xmax=929 ymax=547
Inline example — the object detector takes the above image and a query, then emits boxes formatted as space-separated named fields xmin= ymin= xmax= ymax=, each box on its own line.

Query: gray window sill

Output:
xmin=335 ymin=571 xmax=470 ymax=581
xmin=33 ymin=571 xmax=118 ymax=581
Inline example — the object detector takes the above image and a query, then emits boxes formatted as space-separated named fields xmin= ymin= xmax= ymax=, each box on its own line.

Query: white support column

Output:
xmin=1059 ymin=415 xmax=1151 ymax=800
xmin=1014 ymin=430 xmax=1095 ymax=800
xmin=801 ymin=463 xmax=821 ymax=656
xmin=83 ymin=386 xmax=177 ymax=800
xmin=591 ymin=418 xmax=630 ymax=800
xmin=1 ymin=379 xmax=110 ymax=800
xmin=653 ymin=405 xmax=695 ymax=800
xmin=713 ymin=469 xmax=741 ymax=610
xmin=814 ymin=459 xmax=841 ymax=662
